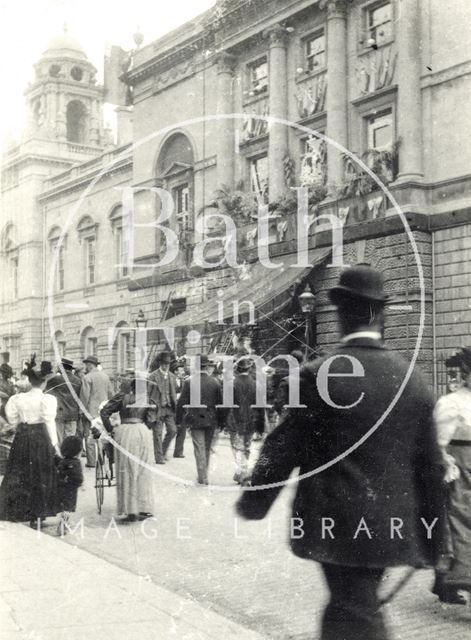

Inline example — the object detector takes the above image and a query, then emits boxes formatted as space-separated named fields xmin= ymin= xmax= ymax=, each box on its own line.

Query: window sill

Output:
xmin=84 ymin=286 xmax=95 ymax=297
xmin=242 ymin=91 xmax=269 ymax=108
xmin=116 ymin=278 xmax=130 ymax=290
xmin=295 ymin=67 xmax=327 ymax=85
xmin=238 ymin=132 xmax=268 ymax=151
xmin=357 ymin=38 xmax=394 ymax=58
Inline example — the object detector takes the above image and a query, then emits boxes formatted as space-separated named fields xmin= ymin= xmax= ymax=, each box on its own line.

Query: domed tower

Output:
xmin=24 ymin=27 xmax=104 ymax=147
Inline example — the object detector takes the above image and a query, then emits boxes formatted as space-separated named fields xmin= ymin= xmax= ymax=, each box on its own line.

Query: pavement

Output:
xmin=1 ymin=434 xmax=471 ymax=639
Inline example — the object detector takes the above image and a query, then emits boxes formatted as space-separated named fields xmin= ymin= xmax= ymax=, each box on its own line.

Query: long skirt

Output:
xmin=114 ymin=422 xmax=154 ymax=516
xmin=445 ymin=443 xmax=471 ymax=589
xmin=0 ymin=423 xmax=57 ymax=521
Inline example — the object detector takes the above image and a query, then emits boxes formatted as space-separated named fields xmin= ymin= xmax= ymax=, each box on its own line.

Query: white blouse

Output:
xmin=5 ymin=388 xmax=58 ymax=448
xmin=434 ymin=386 xmax=471 ymax=447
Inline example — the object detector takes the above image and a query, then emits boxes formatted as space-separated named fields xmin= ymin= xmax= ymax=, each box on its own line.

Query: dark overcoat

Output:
xmin=176 ymin=372 xmax=225 ymax=430
xmin=237 ymin=338 xmax=444 ymax=568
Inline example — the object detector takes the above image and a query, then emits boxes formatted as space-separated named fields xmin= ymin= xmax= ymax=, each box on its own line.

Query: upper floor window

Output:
xmin=66 ymin=100 xmax=86 ymax=144
xmin=249 ymin=154 xmax=269 ymax=203
xmin=367 ymin=110 xmax=393 ymax=151
xmin=48 ymin=227 xmax=65 ymax=292
xmin=162 ymin=297 xmax=187 ymax=320
xmin=77 ymin=215 xmax=98 ymax=286
xmin=305 ymin=32 xmax=326 ymax=72
xmin=174 ymin=184 xmax=190 ymax=234
xmin=110 ymin=206 xmax=129 ymax=279
xmin=367 ymin=2 xmax=392 ymax=47
xmin=248 ymin=57 xmax=268 ymax=96
xmin=85 ymin=237 xmax=96 ymax=285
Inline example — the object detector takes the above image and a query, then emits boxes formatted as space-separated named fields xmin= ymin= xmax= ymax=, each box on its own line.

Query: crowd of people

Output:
xmin=0 ymin=264 xmax=470 ymax=640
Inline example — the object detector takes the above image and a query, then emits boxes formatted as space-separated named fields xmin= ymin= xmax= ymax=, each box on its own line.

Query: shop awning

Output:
xmin=163 ymin=246 xmax=331 ymax=328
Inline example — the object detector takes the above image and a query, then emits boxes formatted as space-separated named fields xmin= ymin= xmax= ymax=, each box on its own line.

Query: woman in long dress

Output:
xmin=100 ymin=379 xmax=154 ymax=523
xmin=0 ymin=367 xmax=59 ymax=528
xmin=433 ymin=347 xmax=471 ymax=602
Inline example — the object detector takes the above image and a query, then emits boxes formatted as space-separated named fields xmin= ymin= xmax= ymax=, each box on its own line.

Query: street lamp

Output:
xmin=135 ymin=309 xmax=147 ymax=329
xmin=299 ymin=286 xmax=316 ymax=359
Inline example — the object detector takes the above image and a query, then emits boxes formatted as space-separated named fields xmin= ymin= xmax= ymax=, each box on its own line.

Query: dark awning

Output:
xmin=163 ymin=246 xmax=331 ymax=328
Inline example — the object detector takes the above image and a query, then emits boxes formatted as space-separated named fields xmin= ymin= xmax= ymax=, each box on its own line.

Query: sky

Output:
xmin=0 ymin=0 xmax=216 ymax=149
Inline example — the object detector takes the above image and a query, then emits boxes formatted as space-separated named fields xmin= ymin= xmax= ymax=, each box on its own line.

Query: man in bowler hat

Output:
xmin=177 ymin=354 xmax=225 ymax=485
xmin=237 ymin=265 xmax=443 ymax=640
xmin=47 ymin=358 xmax=82 ymax=444
xmin=147 ymin=351 xmax=178 ymax=463
xmin=79 ymin=356 xmax=113 ymax=467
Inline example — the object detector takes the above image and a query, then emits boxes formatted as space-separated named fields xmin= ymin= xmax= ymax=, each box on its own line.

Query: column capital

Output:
xmin=320 ymin=0 xmax=348 ymax=20
xmin=216 ymin=51 xmax=237 ymax=75
xmin=265 ymin=24 xmax=289 ymax=48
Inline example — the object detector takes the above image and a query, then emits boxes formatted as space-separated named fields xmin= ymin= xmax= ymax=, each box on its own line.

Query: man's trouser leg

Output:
xmin=151 ymin=420 xmax=164 ymax=463
xmin=204 ymin=428 xmax=215 ymax=478
xmin=56 ymin=420 xmax=78 ymax=446
xmin=82 ymin=418 xmax=96 ymax=467
xmin=320 ymin=564 xmax=388 ymax=640
xmin=191 ymin=428 xmax=213 ymax=484
xmin=173 ymin=422 xmax=187 ymax=457
xmin=161 ymin=410 xmax=177 ymax=457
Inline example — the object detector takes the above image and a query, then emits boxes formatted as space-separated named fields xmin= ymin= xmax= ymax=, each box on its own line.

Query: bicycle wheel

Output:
xmin=95 ymin=453 xmax=105 ymax=514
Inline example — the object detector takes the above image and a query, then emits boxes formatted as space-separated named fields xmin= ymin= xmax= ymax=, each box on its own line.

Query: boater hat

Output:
xmin=83 ymin=355 xmax=100 ymax=366
xmin=158 ymin=351 xmax=172 ymax=364
xmin=329 ymin=264 xmax=390 ymax=305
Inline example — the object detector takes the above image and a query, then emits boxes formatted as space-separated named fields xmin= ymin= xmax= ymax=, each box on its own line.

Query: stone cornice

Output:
xmin=421 ymin=59 xmax=471 ymax=89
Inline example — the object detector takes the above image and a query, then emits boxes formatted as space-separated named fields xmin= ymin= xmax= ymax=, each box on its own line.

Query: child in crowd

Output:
xmin=56 ymin=436 xmax=83 ymax=535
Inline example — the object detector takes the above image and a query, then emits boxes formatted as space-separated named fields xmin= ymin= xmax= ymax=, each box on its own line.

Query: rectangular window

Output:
xmin=85 ymin=337 xmax=97 ymax=357
xmin=85 ymin=237 xmax=96 ymax=285
xmin=305 ymin=32 xmax=326 ymax=72
xmin=3 ymin=336 xmax=20 ymax=369
xmin=249 ymin=155 xmax=269 ymax=202
xmin=10 ymin=256 xmax=18 ymax=299
xmin=367 ymin=111 xmax=393 ymax=151
xmin=116 ymin=228 xmax=129 ymax=278
xmin=50 ymin=241 xmax=65 ymax=291
xmin=248 ymin=57 xmax=268 ymax=94
xmin=174 ymin=184 xmax=190 ymax=234
xmin=367 ymin=2 xmax=392 ymax=46
xmin=118 ymin=332 xmax=131 ymax=372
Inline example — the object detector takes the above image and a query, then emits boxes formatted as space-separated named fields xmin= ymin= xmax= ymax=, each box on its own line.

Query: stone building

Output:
xmin=1 ymin=0 xmax=470 ymax=394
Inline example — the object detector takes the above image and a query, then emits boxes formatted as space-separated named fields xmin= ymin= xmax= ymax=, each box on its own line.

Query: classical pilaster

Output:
xmin=325 ymin=0 xmax=348 ymax=192
xmin=267 ymin=24 xmax=289 ymax=201
xmin=396 ymin=0 xmax=423 ymax=182
xmin=216 ymin=52 xmax=236 ymax=189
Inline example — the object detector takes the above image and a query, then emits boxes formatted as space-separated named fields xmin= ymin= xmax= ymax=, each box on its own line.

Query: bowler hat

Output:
xmin=61 ymin=357 xmax=74 ymax=370
xmin=236 ymin=357 xmax=252 ymax=372
xmin=158 ymin=351 xmax=172 ymax=364
xmin=83 ymin=355 xmax=100 ymax=366
xmin=329 ymin=264 xmax=390 ymax=304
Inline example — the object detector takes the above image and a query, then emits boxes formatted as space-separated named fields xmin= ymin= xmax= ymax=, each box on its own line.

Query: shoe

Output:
xmin=432 ymin=576 xmax=466 ymax=605
xmin=233 ymin=472 xmax=241 ymax=484
xmin=155 ymin=460 xmax=165 ymax=465
xmin=85 ymin=464 xmax=95 ymax=468
xmin=173 ymin=454 xmax=185 ymax=458
xmin=138 ymin=512 xmax=153 ymax=520
xmin=119 ymin=514 xmax=138 ymax=524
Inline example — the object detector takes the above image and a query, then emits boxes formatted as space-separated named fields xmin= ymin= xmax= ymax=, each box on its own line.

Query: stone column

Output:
xmin=216 ymin=52 xmax=236 ymax=189
xmin=396 ymin=0 xmax=423 ymax=182
xmin=267 ymin=24 xmax=289 ymax=202
xmin=325 ymin=0 xmax=348 ymax=193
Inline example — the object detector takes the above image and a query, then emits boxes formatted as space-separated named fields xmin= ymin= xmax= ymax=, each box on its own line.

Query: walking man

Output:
xmin=229 ymin=357 xmax=264 ymax=485
xmin=147 ymin=352 xmax=177 ymax=464
xmin=79 ymin=355 xmax=113 ymax=467
xmin=237 ymin=265 xmax=443 ymax=640
xmin=177 ymin=354 xmax=225 ymax=485
xmin=46 ymin=358 xmax=81 ymax=444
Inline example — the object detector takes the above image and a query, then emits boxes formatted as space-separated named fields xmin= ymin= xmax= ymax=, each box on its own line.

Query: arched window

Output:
xmin=112 ymin=321 xmax=132 ymax=373
xmin=52 ymin=330 xmax=66 ymax=357
xmin=156 ymin=132 xmax=195 ymax=239
xmin=81 ymin=326 xmax=97 ymax=359
xmin=66 ymin=100 xmax=87 ymax=143
xmin=48 ymin=226 xmax=65 ymax=291
xmin=77 ymin=216 xmax=97 ymax=286
xmin=1 ymin=224 xmax=19 ymax=301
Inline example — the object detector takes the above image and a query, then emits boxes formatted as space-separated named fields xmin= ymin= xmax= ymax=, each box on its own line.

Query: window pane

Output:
xmin=250 ymin=155 xmax=269 ymax=199
xmin=373 ymin=123 xmax=392 ymax=149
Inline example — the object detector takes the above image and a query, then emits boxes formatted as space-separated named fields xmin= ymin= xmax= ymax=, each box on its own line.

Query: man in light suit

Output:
xmin=79 ymin=355 xmax=113 ymax=467
xmin=237 ymin=265 xmax=443 ymax=640
xmin=147 ymin=352 xmax=177 ymax=464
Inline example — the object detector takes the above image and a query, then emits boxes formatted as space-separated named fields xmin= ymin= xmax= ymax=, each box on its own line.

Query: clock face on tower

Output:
xmin=70 ymin=66 xmax=83 ymax=81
